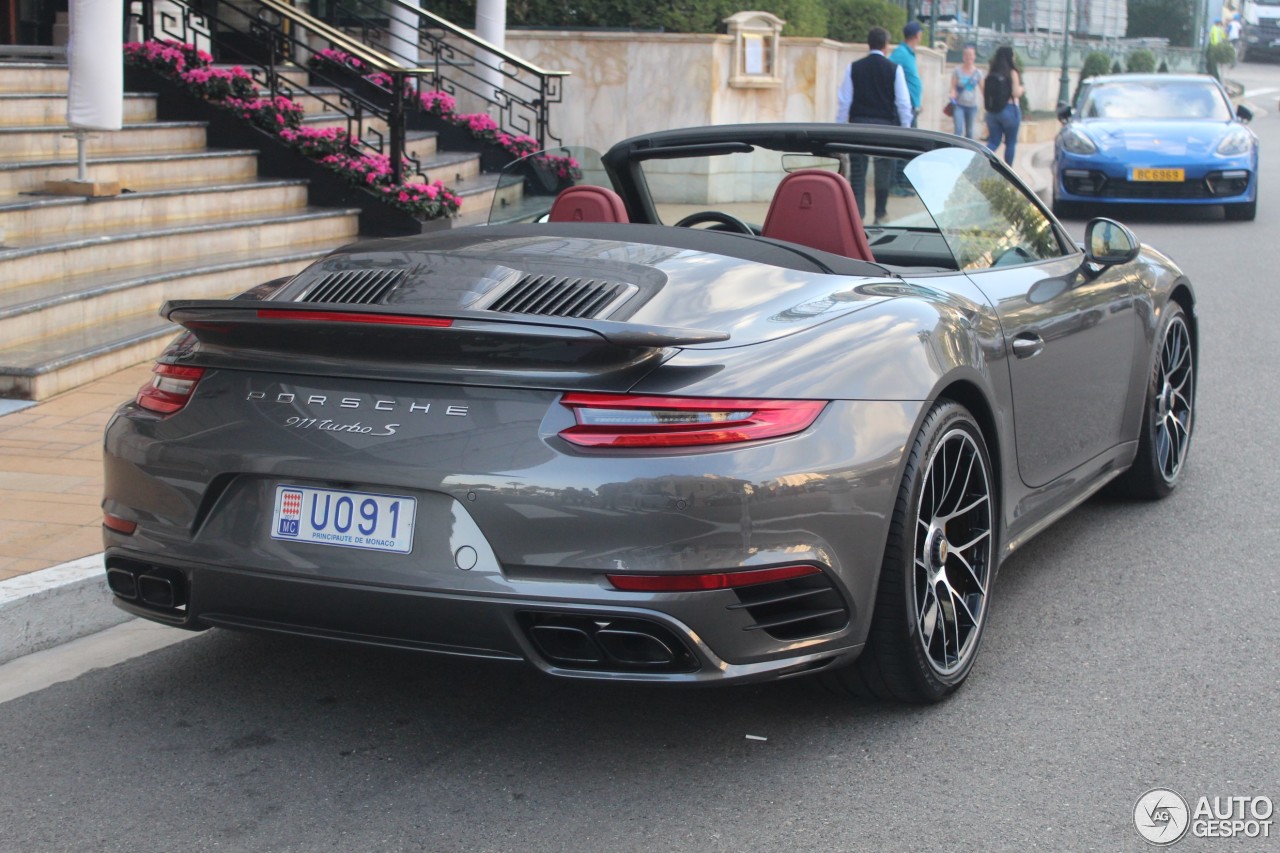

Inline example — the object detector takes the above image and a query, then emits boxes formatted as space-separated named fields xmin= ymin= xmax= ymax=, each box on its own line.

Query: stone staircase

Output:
xmin=0 ymin=60 xmax=515 ymax=401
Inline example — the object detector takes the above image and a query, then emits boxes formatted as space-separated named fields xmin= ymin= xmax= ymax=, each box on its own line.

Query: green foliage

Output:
xmin=827 ymin=0 xmax=907 ymax=44
xmin=1205 ymin=42 xmax=1236 ymax=79
xmin=441 ymin=0 xmax=829 ymax=36
xmin=1110 ymin=60 xmax=1123 ymax=73
xmin=1158 ymin=59 xmax=1169 ymax=72
xmin=1127 ymin=0 xmax=1194 ymax=47
xmin=1127 ymin=49 xmax=1157 ymax=73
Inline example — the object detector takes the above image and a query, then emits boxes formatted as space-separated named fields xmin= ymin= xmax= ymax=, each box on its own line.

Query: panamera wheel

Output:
xmin=824 ymin=400 xmax=995 ymax=703
xmin=1112 ymin=303 xmax=1195 ymax=499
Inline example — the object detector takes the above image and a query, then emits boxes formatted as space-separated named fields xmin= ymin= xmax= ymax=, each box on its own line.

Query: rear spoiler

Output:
xmin=159 ymin=300 xmax=729 ymax=386
xmin=163 ymin=301 xmax=728 ymax=348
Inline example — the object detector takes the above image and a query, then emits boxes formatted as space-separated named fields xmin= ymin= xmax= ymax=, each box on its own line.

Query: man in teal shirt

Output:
xmin=890 ymin=20 xmax=923 ymax=125
xmin=889 ymin=20 xmax=923 ymax=194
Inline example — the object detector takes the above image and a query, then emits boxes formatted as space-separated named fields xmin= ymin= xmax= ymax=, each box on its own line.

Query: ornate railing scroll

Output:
xmin=313 ymin=0 xmax=567 ymax=149
xmin=128 ymin=0 xmax=430 ymax=183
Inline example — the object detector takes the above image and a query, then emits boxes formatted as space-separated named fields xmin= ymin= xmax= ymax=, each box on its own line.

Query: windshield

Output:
xmin=487 ymin=146 xmax=608 ymax=225
xmin=1081 ymin=80 xmax=1232 ymax=120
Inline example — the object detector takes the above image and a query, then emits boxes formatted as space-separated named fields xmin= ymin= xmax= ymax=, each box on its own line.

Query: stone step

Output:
xmin=0 ymin=207 xmax=359 ymax=290
xmin=452 ymin=171 xmax=520 ymax=227
xmin=414 ymin=149 xmax=481 ymax=185
xmin=0 ymin=179 xmax=310 ymax=247
xmin=0 ymin=121 xmax=208 ymax=162
xmin=0 ymin=92 xmax=157 ymax=127
xmin=0 ymin=149 xmax=261 ymax=195
xmin=0 ymin=62 xmax=68 ymax=95
xmin=0 ymin=245 xmax=340 ymax=400
xmin=0 ymin=244 xmax=337 ymax=355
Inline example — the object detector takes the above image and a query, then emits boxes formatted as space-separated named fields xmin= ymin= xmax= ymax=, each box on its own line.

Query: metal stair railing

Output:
xmin=128 ymin=0 xmax=432 ymax=183
xmin=313 ymin=0 xmax=568 ymax=149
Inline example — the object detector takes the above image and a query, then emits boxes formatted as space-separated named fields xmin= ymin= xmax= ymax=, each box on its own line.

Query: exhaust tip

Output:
xmin=106 ymin=567 xmax=139 ymax=600
xmin=520 ymin=612 xmax=698 ymax=673
xmin=137 ymin=573 xmax=179 ymax=609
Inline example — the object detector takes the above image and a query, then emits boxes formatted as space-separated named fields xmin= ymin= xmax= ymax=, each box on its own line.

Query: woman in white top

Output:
xmin=949 ymin=45 xmax=984 ymax=139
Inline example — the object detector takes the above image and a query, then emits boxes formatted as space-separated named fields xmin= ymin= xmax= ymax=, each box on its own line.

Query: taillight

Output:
xmin=136 ymin=363 xmax=205 ymax=414
xmin=559 ymin=393 xmax=825 ymax=448
xmin=103 ymin=513 xmax=137 ymax=535
xmin=257 ymin=309 xmax=452 ymax=327
xmin=607 ymin=564 xmax=822 ymax=592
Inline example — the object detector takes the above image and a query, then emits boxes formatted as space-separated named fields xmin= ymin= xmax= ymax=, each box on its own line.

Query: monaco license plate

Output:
xmin=270 ymin=485 xmax=416 ymax=553
xmin=1130 ymin=167 xmax=1184 ymax=182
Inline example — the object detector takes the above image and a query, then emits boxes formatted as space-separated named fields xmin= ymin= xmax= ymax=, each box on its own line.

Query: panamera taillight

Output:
xmin=558 ymin=393 xmax=826 ymax=448
xmin=136 ymin=363 xmax=205 ymax=414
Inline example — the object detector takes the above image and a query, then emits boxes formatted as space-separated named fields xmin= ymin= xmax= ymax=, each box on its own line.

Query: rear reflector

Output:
xmin=607 ymin=564 xmax=822 ymax=592
xmin=103 ymin=513 xmax=137 ymax=535
xmin=559 ymin=393 xmax=826 ymax=448
xmin=136 ymin=363 xmax=205 ymax=414
xmin=257 ymin=309 xmax=453 ymax=327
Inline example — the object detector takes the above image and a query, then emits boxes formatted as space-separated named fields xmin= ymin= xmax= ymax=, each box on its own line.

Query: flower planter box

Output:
xmin=123 ymin=67 xmax=450 ymax=237
xmin=408 ymin=112 xmax=520 ymax=172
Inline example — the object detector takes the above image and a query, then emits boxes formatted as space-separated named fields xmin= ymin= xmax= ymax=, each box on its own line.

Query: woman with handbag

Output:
xmin=948 ymin=45 xmax=983 ymax=138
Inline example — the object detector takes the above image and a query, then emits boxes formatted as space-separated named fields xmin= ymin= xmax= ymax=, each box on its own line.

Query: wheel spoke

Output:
xmin=951 ymin=548 xmax=988 ymax=596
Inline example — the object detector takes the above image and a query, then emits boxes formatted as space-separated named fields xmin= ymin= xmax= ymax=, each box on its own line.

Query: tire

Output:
xmin=1110 ymin=303 xmax=1195 ymax=500
xmin=823 ymin=401 xmax=997 ymax=703
xmin=1225 ymin=200 xmax=1256 ymax=221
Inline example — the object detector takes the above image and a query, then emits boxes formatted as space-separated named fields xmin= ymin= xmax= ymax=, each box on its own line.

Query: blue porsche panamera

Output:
xmin=1053 ymin=74 xmax=1258 ymax=220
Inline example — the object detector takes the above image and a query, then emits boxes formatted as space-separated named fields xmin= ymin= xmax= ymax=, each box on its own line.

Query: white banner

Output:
xmin=67 ymin=0 xmax=124 ymax=131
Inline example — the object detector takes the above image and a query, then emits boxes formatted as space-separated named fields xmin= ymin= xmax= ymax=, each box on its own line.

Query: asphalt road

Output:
xmin=3 ymin=69 xmax=1280 ymax=853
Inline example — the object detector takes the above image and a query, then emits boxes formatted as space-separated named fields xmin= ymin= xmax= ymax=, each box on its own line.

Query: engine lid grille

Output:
xmin=488 ymin=275 xmax=638 ymax=319
xmin=300 ymin=269 xmax=407 ymax=305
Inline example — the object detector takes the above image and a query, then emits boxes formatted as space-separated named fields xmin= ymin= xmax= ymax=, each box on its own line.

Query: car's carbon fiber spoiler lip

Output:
xmin=162 ymin=300 xmax=731 ymax=348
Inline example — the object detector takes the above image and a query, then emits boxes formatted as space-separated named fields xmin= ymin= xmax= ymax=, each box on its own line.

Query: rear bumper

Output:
xmin=104 ymin=550 xmax=863 ymax=684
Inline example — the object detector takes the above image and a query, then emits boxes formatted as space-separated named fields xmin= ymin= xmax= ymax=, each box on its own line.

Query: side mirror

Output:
xmin=1236 ymin=104 xmax=1254 ymax=123
xmin=1056 ymin=102 xmax=1073 ymax=123
xmin=1084 ymin=218 xmax=1140 ymax=267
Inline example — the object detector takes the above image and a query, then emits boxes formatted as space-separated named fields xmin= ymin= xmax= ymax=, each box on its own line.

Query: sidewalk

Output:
xmin=0 ymin=138 xmax=1059 ymax=663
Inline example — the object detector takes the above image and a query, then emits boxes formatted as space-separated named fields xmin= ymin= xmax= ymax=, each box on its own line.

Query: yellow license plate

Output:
xmin=1130 ymin=168 xmax=1185 ymax=182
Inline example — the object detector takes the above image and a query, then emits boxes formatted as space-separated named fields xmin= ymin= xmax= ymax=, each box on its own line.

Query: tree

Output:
xmin=1127 ymin=0 xmax=1195 ymax=47
xmin=1127 ymin=49 xmax=1157 ymax=72
xmin=1073 ymin=50 xmax=1113 ymax=103
xmin=826 ymin=0 xmax=907 ymax=44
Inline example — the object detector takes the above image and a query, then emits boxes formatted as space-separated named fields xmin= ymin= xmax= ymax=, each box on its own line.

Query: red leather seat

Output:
xmin=548 ymin=185 xmax=630 ymax=223
xmin=761 ymin=169 xmax=875 ymax=262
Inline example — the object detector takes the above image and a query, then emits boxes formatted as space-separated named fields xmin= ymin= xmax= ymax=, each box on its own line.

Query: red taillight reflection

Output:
xmin=103 ymin=513 xmax=137 ymax=535
xmin=558 ymin=393 xmax=826 ymax=448
xmin=607 ymin=564 xmax=823 ymax=592
xmin=136 ymin=363 xmax=205 ymax=414
xmin=256 ymin=309 xmax=453 ymax=327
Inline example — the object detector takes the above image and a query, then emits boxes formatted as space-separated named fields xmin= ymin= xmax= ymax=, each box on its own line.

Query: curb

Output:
xmin=0 ymin=553 xmax=131 ymax=666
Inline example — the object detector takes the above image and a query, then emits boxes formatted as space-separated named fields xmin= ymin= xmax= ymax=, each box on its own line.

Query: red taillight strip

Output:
xmin=559 ymin=393 xmax=826 ymax=448
xmin=103 ymin=514 xmax=137 ymax=535
xmin=607 ymin=564 xmax=823 ymax=592
xmin=136 ymin=364 xmax=206 ymax=414
xmin=257 ymin=309 xmax=453 ymax=327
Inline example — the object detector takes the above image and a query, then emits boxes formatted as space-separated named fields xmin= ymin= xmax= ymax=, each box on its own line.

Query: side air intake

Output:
xmin=300 ymin=269 xmax=407 ymax=305
xmin=488 ymin=275 xmax=637 ymax=319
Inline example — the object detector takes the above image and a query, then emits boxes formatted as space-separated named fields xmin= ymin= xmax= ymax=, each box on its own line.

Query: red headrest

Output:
xmin=548 ymin=185 xmax=630 ymax=223
xmin=761 ymin=169 xmax=875 ymax=262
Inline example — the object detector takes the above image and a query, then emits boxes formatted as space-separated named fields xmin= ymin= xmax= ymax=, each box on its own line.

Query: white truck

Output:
xmin=1237 ymin=0 xmax=1280 ymax=61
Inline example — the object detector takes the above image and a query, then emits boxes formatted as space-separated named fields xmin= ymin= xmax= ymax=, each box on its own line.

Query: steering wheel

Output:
xmin=672 ymin=210 xmax=755 ymax=234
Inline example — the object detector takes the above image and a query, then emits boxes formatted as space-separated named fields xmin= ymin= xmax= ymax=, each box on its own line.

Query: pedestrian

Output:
xmin=1209 ymin=19 xmax=1226 ymax=46
xmin=889 ymin=20 xmax=923 ymax=194
xmin=983 ymin=45 xmax=1023 ymax=166
xmin=949 ymin=44 xmax=984 ymax=138
xmin=835 ymin=26 xmax=913 ymax=224
xmin=1228 ymin=14 xmax=1242 ymax=64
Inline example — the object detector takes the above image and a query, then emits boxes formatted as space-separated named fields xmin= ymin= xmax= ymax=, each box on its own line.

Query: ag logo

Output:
xmin=1134 ymin=788 xmax=1191 ymax=846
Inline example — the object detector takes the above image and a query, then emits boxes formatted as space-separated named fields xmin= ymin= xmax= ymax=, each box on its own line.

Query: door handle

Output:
xmin=1012 ymin=334 xmax=1044 ymax=359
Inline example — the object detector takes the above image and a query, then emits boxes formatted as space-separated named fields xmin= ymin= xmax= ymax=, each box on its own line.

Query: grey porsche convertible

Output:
xmin=101 ymin=123 xmax=1196 ymax=703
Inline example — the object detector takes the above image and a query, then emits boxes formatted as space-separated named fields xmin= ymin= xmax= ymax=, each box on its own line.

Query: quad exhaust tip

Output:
xmin=106 ymin=560 xmax=188 ymax=610
xmin=522 ymin=613 xmax=698 ymax=673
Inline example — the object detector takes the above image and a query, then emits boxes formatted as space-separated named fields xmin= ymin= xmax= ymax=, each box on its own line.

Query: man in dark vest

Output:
xmin=834 ymin=26 xmax=913 ymax=224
